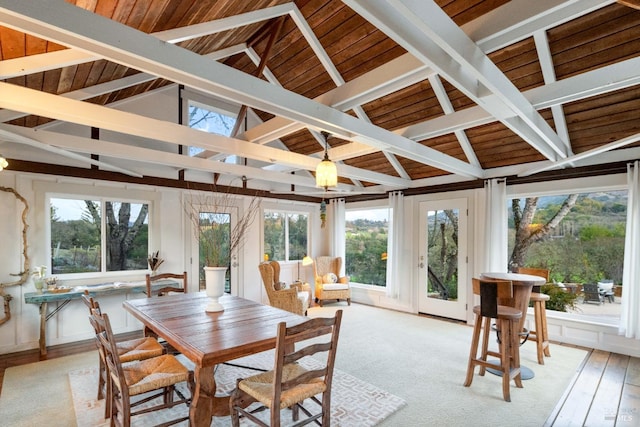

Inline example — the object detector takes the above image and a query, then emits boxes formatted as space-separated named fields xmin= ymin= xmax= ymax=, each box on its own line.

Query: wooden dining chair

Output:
xmin=464 ymin=278 xmax=523 ymax=402
xmin=81 ymin=291 xmax=164 ymax=418
xmin=515 ymin=267 xmax=551 ymax=364
xmin=90 ymin=307 xmax=193 ymax=426
xmin=229 ymin=310 xmax=343 ymax=426
xmin=145 ymin=271 xmax=188 ymax=297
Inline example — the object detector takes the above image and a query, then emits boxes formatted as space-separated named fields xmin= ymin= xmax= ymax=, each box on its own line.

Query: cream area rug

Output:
xmin=1 ymin=303 xmax=589 ymax=426
xmin=68 ymin=350 xmax=406 ymax=426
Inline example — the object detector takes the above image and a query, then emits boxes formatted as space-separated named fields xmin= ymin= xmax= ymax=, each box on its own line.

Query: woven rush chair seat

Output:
xmin=91 ymin=309 xmax=193 ymax=426
xmin=230 ymin=310 xmax=343 ymax=427
xmin=121 ymin=354 xmax=191 ymax=396
xmin=238 ymin=364 xmax=326 ymax=409
xmin=116 ymin=337 xmax=165 ymax=363
xmin=81 ymin=291 xmax=164 ymax=419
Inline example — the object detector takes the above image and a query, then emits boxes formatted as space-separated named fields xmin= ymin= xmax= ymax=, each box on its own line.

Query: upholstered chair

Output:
xmin=259 ymin=261 xmax=310 ymax=315
xmin=313 ymin=256 xmax=351 ymax=307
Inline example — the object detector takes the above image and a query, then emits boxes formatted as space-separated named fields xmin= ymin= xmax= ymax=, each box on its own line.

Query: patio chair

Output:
xmin=229 ymin=310 xmax=343 ymax=426
xmin=598 ymin=281 xmax=615 ymax=303
xmin=582 ymin=283 xmax=604 ymax=305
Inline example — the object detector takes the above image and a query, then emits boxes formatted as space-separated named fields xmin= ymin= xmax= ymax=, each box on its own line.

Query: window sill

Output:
xmin=350 ymin=283 xmax=386 ymax=292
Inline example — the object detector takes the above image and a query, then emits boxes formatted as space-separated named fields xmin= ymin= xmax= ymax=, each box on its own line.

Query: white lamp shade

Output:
xmin=316 ymin=158 xmax=337 ymax=188
xmin=0 ymin=156 xmax=7 ymax=171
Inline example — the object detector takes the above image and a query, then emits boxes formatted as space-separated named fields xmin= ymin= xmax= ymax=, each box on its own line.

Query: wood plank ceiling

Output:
xmin=0 ymin=0 xmax=639 ymax=198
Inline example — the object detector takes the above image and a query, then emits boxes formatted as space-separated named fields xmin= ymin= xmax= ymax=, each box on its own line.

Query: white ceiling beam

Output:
xmin=469 ymin=0 xmax=614 ymax=53
xmin=402 ymin=56 xmax=640 ymax=141
xmin=0 ymin=123 xmax=336 ymax=189
xmin=309 ymin=53 xmax=640 ymax=162
xmin=533 ymin=30 xmax=572 ymax=153
xmin=0 ymin=126 xmax=143 ymax=177
xmin=0 ymin=0 xmax=478 ymax=179
xmin=0 ymin=45 xmax=252 ymax=124
xmin=428 ymin=75 xmax=479 ymax=167
xmin=153 ymin=3 xmax=295 ymax=43
xmin=0 ymin=82 xmax=407 ymax=187
xmin=0 ymin=3 xmax=295 ymax=79
xmin=521 ymin=131 xmax=640 ymax=176
xmin=0 ymin=48 xmax=98 ymax=79
xmin=0 ymin=72 xmax=157 ymax=123
xmin=348 ymin=0 xmax=567 ymax=161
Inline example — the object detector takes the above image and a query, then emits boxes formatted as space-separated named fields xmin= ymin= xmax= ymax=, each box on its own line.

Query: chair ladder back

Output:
xmin=146 ymin=271 xmax=188 ymax=297
xmin=273 ymin=311 xmax=343 ymax=392
xmin=515 ymin=267 xmax=550 ymax=282
xmin=92 ymin=311 xmax=131 ymax=402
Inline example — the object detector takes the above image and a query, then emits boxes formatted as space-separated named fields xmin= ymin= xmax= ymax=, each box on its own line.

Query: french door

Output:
xmin=417 ymin=198 xmax=468 ymax=321
xmin=189 ymin=206 xmax=240 ymax=296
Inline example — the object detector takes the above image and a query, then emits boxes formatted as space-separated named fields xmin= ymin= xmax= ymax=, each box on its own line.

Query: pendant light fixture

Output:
xmin=316 ymin=131 xmax=337 ymax=191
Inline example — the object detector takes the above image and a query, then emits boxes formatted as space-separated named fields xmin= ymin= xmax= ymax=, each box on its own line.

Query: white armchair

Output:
xmin=313 ymin=256 xmax=351 ymax=307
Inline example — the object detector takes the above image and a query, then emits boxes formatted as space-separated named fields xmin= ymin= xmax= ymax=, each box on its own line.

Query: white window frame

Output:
xmin=507 ymin=174 xmax=627 ymax=326
xmin=263 ymin=208 xmax=310 ymax=262
xmin=345 ymin=201 xmax=390 ymax=288
xmin=35 ymin=181 xmax=159 ymax=281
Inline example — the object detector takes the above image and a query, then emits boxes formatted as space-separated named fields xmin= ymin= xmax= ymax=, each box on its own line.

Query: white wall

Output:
xmin=0 ymin=171 xmax=318 ymax=354
xmin=0 ymin=85 xmax=323 ymax=355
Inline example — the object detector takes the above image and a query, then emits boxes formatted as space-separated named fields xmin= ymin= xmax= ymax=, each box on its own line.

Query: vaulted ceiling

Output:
xmin=0 ymin=0 xmax=639 ymax=199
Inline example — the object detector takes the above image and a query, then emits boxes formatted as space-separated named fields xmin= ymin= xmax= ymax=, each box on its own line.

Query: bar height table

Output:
xmin=480 ymin=272 xmax=547 ymax=379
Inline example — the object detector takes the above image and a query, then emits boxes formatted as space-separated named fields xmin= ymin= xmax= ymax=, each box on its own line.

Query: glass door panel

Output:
xmin=418 ymin=198 xmax=467 ymax=320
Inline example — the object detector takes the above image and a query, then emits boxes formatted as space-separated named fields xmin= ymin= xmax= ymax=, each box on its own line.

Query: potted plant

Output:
xmin=186 ymin=186 xmax=260 ymax=312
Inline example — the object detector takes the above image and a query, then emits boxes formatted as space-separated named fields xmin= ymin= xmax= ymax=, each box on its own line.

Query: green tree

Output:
xmin=85 ymin=201 xmax=149 ymax=271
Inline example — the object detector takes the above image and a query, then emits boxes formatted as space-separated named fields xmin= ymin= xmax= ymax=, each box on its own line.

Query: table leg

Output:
xmin=39 ymin=302 xmax=47 ymax=359
xmin=190 ymin=364 xmax=233 ymax=426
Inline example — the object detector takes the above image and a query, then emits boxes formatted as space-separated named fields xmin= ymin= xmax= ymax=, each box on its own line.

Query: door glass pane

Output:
xmin=199 ymin=212 xmax=231 ymax=293
xmin=426 ymin=209 xmax=459 ymax=301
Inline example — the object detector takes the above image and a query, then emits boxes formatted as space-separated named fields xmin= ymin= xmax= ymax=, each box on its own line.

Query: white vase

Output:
xmin=204 ymin=266 xmax=227 ymax=312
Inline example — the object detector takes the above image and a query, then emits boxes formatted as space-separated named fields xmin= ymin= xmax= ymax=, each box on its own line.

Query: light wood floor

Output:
xmin=1 ymin=333 xmax=638 ymax=425
xmin=544 ymin=348 xmax=640 ymax=426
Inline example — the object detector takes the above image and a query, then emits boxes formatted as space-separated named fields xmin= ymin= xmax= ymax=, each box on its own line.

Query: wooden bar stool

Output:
xmin=529 ymin=292 xmax=551 ymax=364
xmin=516 ymin=267 xmax=551 ymax=364
xmin=464 ymin=278 xmax=523 ymax=402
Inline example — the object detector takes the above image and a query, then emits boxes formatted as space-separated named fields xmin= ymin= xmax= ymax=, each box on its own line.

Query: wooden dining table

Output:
xmin=123 ymin=292 xmax=313 ymax=426
xmin=480 ymin=272 xmax=547 ymax=379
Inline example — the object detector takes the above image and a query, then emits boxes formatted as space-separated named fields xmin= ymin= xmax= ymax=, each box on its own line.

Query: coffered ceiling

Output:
xmin=0 ymin=0 xmax=639 ymax=198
